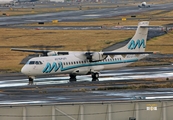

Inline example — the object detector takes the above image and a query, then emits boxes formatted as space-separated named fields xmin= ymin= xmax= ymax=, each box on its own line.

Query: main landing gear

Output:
xmin=69 ymin=74 xmax=77 ymax=82
xmin=69 ymin=73 xmax=99 ymax=82
xmin=27 ymin=73 xmax=99 ymax=84
xmin=92 ymin=73 xmax=99 ymax=81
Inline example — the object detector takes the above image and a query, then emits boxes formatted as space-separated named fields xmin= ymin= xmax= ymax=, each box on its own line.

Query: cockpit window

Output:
xmin=27 ymin=61 xmax=43 ymax=65
xmin=29 ymin=61 xmax=35 ymax=64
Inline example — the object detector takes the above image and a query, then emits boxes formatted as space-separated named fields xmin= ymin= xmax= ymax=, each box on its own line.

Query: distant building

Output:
xmin=49 ymin=0 xmax=65 ymax=2
xmin=17 ymin=0 xmax=38 ymax=2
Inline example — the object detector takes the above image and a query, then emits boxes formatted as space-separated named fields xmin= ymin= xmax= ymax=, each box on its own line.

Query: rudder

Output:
xmin=115 ymin=21 xmax=149 ymax=52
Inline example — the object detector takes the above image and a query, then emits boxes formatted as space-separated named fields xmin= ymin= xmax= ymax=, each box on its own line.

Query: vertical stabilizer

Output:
xmin=115 ymin=21 xmax=149 ymax=52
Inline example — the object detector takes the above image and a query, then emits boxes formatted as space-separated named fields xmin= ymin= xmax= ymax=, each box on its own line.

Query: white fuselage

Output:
xmin=21 ymin=53 xmax=147 ymax=76
xmin=141 ymin=2 xmax=147 ymax=6
xmin=138 ymin=2 xmax=150 ymax=8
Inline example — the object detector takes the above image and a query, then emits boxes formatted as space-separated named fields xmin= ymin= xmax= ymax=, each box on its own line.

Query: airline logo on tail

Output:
xmin=128 ymin=39 xmax=145 ymax=50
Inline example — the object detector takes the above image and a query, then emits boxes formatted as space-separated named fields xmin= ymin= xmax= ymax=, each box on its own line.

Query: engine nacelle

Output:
xmin=92 ymin=52 xmax=107 ymax=62
xmin=47 ymin=51 xmax=57 ymax=56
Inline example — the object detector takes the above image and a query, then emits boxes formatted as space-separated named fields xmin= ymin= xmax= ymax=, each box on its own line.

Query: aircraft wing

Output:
xmin=11 ymin=48 xmax=51 ymax=56
xmin=102 ymin=51 xmax=154 ymax=55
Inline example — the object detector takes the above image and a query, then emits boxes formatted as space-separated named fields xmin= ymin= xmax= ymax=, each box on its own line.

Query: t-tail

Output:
xmin=115 ymin=21 xmax=149 ymax=52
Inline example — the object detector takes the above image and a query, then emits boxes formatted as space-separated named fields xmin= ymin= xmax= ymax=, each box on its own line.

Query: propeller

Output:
xmin=83 ymin=46 xmax=106 ymax=62
xmin=85 ymin=51 xmax=93 ymax=62
xmin=84 ymin=46 xmax=94 ymax=62
xmin=38 ymin=45 xmax=57 ymax=56
xmin=39 ymin=45 xmax=49 ymax=56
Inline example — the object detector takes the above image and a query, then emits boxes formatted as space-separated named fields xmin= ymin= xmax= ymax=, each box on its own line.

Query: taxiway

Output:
xmin=0 ymin=65 xmax=173 ymax=105
xmin=0 ymin=2 xmax=173 ymax=26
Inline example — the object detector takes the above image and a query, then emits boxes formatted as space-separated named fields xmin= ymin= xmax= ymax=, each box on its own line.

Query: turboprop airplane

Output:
xmin=0 ymin=0 xmax=15 ymax=6
xmin=138 ymin=2 xmax=150 ymax=8
xmin=11 ymin=21 xmax=153 ymax=84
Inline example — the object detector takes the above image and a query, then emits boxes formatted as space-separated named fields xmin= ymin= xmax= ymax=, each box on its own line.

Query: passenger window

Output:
xmin=39 ymin=61 xmax=43 ymax=64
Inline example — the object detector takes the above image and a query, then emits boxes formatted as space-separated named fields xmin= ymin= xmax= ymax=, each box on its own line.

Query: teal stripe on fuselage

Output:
xmin=60 ymin=58 xmax=138 ymax=71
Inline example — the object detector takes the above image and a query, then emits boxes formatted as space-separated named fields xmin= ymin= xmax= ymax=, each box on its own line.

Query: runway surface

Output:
xmin=0 ymin=65 xmax=173 ymax=105
xmin=11 ymin=25 xmax=167 ymax=30
xmin=0 ymin=2 xmax=173 ymax=26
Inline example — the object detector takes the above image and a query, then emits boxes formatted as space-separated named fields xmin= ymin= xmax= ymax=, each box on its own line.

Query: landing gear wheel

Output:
xmin=28 ymin=76 xmax=34 ymax=85
xmin=69 ymin=74 xmax=77 ymax=82
xmin=92 ymin=73 xmax=99 ymax=81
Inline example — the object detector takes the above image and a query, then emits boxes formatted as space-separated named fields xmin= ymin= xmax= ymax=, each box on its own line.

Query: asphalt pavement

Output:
xmin=0 ymin=65 xmax=173 ymax=104
xmin=0 ymin=2 xmax=173 ymax=26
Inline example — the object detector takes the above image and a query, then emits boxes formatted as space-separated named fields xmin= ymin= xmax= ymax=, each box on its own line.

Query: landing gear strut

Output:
xmin=28 ymin=76 xmax=34 ymax=85
xmin=92 ymin=73 xmax=99 ymax=81
xmin=69 ymin=74 xmax=77 ymax=82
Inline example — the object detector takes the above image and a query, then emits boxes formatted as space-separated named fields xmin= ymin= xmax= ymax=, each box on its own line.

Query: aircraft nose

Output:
xmin=21 ymin=65 xmax=29 ymax=75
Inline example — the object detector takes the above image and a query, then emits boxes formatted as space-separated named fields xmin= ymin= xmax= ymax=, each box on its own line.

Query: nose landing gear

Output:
xmin=28 ymin=76 xmax=35 ymax=85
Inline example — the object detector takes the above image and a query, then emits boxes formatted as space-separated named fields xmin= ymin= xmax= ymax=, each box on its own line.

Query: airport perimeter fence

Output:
xmin=0 ymin=99 xmax=173 ymax=120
